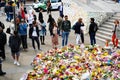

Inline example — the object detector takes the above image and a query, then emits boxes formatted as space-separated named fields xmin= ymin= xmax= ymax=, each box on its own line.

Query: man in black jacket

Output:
xmin=89 ymin=18 xmax=98 ymax=45
xmin=61 ymin=15 xmax=71 ymax=47
xmin=0 ymin=27 xmax=6 ymax=60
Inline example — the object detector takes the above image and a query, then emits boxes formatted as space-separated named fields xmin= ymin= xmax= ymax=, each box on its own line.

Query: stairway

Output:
xmin=96 ymin=13 xmax=120 ymax=45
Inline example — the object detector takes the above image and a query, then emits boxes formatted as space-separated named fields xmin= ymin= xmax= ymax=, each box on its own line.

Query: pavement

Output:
xmin=0 ymin=2 xmax=105 ymax=80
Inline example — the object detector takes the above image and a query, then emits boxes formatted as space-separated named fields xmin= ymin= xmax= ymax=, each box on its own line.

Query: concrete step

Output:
xmin=96 ymin=33 xmax=111 ymax=40
xmin=108 ymin=19 xmax=115 ymax=22
xmin=101 ymin=24 xmax=113 ymax=29
xmin=111 ymin=16 xmax=120 ymax=19
xmin=97 ymin=30 xmax=112 ymax=36
xmin=99 ymin=27 xmax=112 ymax=32
xmin=104 ymin=22 xmax=114 ymax=26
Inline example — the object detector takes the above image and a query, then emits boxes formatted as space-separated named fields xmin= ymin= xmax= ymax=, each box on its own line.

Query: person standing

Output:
xmin=89 ymin=18 xmax=98 ymax=46
xmin=39 ymin=19 xmax=46 ymax=45
xmin=29 ymin=21 xmax=41 ymax=50
xmin=61 ymin=15 xmax=71 ymax=47
xmin=46 ymin=0 xmax=51 ymax=14
xmin=112 ymin=20 xmax=120 ymax=48
xmin=4 ymin=2 xmax=10 ymax=22
xmin=18 ymin=19 xmax=28 ymax=51
xmin=72 ymin=18 xmax=84 ymax=45
xmin=27 ymin=10 xmax=34 ymax=28
xmin=20 ymin=3 xmax=25 ymax=20
xmin=52 ymin=22 xmax=59 ymax=49
xmin=9 ymin=2 xmax=13 ymax=21
xmin=58 ymin=2 xmax=64 ymax=18
xmin=0 ymin=27 xmax=6 ymax=60
xmin=47 ymin=14 xmax=55 ymax=36
xmin=38 ymin=9 xmax=43 ymax=22
xmin=57 ymin=16 xmax=63 ymax=36
xmin=9 ymin=31 xmax=21 ymax=66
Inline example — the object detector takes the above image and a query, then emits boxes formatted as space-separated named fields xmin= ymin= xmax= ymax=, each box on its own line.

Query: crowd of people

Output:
xmin=0 ymin=0 xmax=120 ymax=77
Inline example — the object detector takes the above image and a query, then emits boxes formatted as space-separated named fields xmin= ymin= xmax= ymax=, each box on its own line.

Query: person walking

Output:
xmin=61 ymin=15 xmax=71 ymax=47
xmin=29 ymin=21 xmax=41 ymax=50
xmin=47 ymin=14 xmax=55 ymax=36
xmin=112 ymin=19 xmax=120 ymax=48
xmin=52 ymin=22 xmax=59 ymax=49
xmin=57 ymin=16 xmax=63 ymax=36
xmin=72 ymin=18 xmax=84 ymax=45
xmin=89 ymin=18 xmax=98 ymax=46
xmin=18 ymin=19 xmax=28 ymax=51
xmin=9 ymin=31 xmax=21 ymax=66
xmin=9 ymin=2 xmax=13 ymax=21
xmin=46 ymin=0 xmax=51 ymax=14
xmin=39 ymin=19 xmax=46 ymax=45
xmin=58 ymin=2 xmax=64 ymax=18
xmin=0 ymin=27 xmax=6 ymax=60
xmin=20 ymin=3 xmax=25 ymax=20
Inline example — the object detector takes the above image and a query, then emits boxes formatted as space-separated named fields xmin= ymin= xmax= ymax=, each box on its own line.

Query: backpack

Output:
xmin=94 ymin=23 xmax=98 ymax=32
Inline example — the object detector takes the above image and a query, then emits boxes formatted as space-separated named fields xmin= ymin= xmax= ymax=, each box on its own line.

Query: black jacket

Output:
xmin=0 ymin=32 xmax=6 ymax=47
xmin=62 ymin=20 xmax=71 ymax=32
xmin=89 ymin=22 xmax=98 ymax=33
xmin=39 ymin=12 xmax=43 ymax=21
xmin=9 ymin=35 xmax=21 ymax=52
xmin=29 ymin=26 xmax=39 ymax=38
xmin=47 ymin=18 xmax=55 ymax=30
xmin=73 ymin=22 xmax=84 ymax=34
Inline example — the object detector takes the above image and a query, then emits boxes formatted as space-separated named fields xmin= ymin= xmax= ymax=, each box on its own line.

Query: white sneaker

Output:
xmin=14 ymin=60 xmax=17 ymax=65
xmin=16 ymin=62 xmax=20 ymax=66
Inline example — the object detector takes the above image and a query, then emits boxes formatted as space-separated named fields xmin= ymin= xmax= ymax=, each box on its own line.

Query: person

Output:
xmin=20 ymin=3 xmax=25 ymax=20
xmin=52 ymin=22 xmax=59 ymax=49
xmin=61 ymin=15 xmax=71 ymax=47
xmin=4 ymin=2 xmax=10 ymax=22
xmin=32 ymin=10 xmax=37 ymax=21
xmin=27 ymin=10 xmax=34 ymax=28
xmin=29 ymin=21 xmax=41 ymax=50
xmin=112 ymin=19 xmax=120 ymax=48
xmin=9 ymin=31 xmax=21 ymax=66
xmin=58 ymin=2 xmax=64 ymax=18
xmin=15 ymin=0 xmax=20 ymax=9
xmin=46 ymin=0 xmax=51 ymax=14
xmin=0 ymin=58 xmax=6 ymax=76
xmin=18 ymin=19 xmax=28 ymax=51
xmin=38 ymin=9 xmax=43 ymax=22
xmin=0 ymin=27 xmax=6 ymax=60
xmin=89 ymin=18 xmax=98 ymax=46
xmin=57 ymin=16 xmax=63 ymax=36
xmin=47 ymin=14 xmax=55 ymax=36
xmin=72 ymin=18 xmax=84 ymax=45
xmin=39 ymin=19 xmax=46 ymax=45
xmin=9 ymin=2 xmax=13 ymax=21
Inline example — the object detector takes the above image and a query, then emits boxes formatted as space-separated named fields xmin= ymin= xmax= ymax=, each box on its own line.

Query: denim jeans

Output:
xmin=62 ymin=31 xmax=69 ymax=46
xmin=6 ymin=12 xmax=10 ymax=21
xmin=89 ymin=32 xmax=96 ymax=45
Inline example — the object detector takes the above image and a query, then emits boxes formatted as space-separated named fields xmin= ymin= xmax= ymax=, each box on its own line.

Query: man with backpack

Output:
xmin=89 ymin=18 xmax=98 ymax=46
xmin=61 ymin=15 xmax=71 ymax=47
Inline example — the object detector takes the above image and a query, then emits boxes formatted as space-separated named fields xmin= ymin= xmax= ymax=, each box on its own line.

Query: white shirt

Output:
xmin=32 ymin=27 xmax=37 ymax=37
xmin=28 ymin=14 xmax=34 ymax=25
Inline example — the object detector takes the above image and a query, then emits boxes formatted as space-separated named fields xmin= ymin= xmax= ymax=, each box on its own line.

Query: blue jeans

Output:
xmin=89 ymin=32 xmax=96 ymax=45
xmin=6 ymin=12 xmax=10 ymax=21
xmin=62 ymin=31 xmax=69 ymax=46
